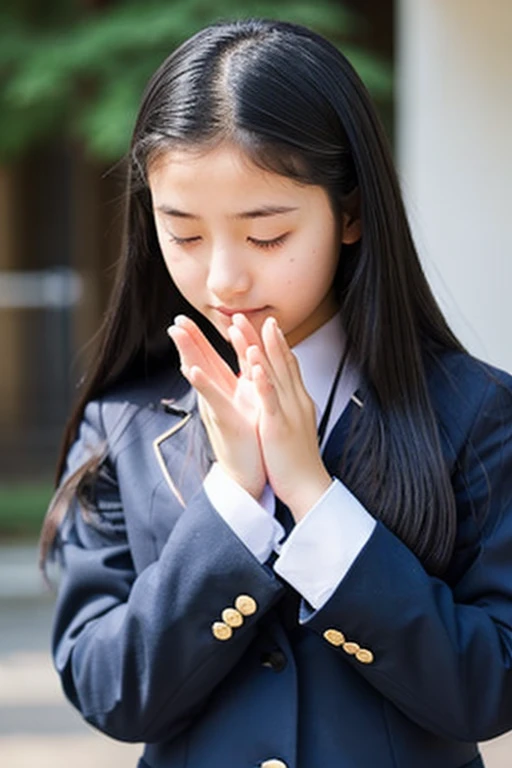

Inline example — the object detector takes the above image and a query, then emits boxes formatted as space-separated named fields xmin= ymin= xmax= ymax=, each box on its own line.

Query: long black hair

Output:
xmin=41 ymin=18 xmax=465 ymax=575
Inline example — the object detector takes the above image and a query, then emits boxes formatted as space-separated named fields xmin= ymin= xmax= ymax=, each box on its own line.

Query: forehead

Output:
xmin=147 ymin=141 xmax=322 ymax=208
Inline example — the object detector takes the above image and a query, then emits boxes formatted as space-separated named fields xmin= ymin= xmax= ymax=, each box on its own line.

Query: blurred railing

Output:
xmin=0 ymin=269 xmax=83 ymax=483
xmin=0 ymin=269 xmax=83 ymax=309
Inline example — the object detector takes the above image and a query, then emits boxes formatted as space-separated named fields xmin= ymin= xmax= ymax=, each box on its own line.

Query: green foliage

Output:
xmin=0 ymin=483 xmax=53 ymax=540
xmin=0 ymin=0 xmax=392 ymax=161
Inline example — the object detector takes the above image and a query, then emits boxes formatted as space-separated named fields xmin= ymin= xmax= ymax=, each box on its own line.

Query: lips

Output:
xmin=213 ymin=306 xmax=267 ymax=317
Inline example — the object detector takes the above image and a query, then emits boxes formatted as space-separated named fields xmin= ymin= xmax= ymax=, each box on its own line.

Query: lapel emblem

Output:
xmin=153 ymin=411 xmax=193 ymax=507
xmin=151 ymin=380 xmax=200 ymax=507
xmin=350 ymin=392 xmax=363 ymax=408
xmin=152 ymin=381 xmax=214 ymax=508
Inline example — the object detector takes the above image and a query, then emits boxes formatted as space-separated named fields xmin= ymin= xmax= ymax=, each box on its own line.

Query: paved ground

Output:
xmin=0 ymin=544 xmax=511 ymax=767
xmin=0 ymin=545 xmax=143 ymax=766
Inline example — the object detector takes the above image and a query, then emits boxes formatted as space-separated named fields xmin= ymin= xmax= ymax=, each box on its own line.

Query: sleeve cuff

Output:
xmin=203 ymin=463 xmax=285 ymax=563
xmin=273 ymin=479 xmax=376 ymax=609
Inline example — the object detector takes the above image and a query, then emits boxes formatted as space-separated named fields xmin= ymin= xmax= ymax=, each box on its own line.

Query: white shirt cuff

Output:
xmin=203 ymin=462 xmax=285 ymax=563
xmin=273 ymin=479 xmax=376 ymax=610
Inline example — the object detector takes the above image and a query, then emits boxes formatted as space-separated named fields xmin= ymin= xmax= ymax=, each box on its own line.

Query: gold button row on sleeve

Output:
xmin=323 ymin=628 xmax=374 ymax=664
xmin=212 ymin=595 xmax=258 ymax=641
xmin=343 ymin=641 xmax=359 ymax=655
xmin=235 ymin=594 xmax=257 ymax=616
xmin=212 ymin=621 xmax=233 ymax=641
xmin=323 ymin=629 xmax=345 ymax=647
xmin=222 ymin=607 xmax=244 ymax=627
xmin=356 ymin=648 xmax=374 ymax=664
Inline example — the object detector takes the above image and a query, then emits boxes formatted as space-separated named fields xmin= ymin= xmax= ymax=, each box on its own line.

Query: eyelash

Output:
xmin=167 ymin=234 xmax=200 ymax=246
xmin=249 ymin=234 xmax=289 ymax=249
xmin=167 ymin=233 xmax=289 ymax=249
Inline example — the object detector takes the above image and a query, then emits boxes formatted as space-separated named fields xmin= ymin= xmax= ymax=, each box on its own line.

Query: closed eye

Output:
xmin=167 ymin=233 xmax=201 ymax=245
xmin=247 ymin=233 xmax=289 ymax=249
xmin=166 ymin=233 xmax=290 ymax=249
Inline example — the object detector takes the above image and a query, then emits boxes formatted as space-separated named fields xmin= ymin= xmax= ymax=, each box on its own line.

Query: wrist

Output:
xmin=286 ymin=467 xmax=333 ymax=522
xmin=217 ymin=462 xmax=266 ymax=501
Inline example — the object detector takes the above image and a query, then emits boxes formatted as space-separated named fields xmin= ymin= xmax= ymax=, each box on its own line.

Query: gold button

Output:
xmin=235 ymin=594 xmax=258 ymax=616
xmin=323 ymin=629 xmax=345 ymax=647
xmin=343 ymin=641 xmax=360 ymax=655
xmin=260 ymin=760 xmax=288 ymax=768
xmin=211 ymin=621 xmax=232 ymax=641
xmin=221 ymin=607 xmax=244 ymax=628
xmin=356 ymin=648 xmax=374 ymax=664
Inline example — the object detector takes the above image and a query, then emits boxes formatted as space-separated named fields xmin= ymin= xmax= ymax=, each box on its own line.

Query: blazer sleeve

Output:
xmin=52 ymin=400 xmax=285 ymax=744
xmin=300 ymin=374 xmax=512 ymax=743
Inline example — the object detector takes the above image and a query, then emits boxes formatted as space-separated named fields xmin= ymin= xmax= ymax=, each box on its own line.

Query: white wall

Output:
xmin=397 ymin=0 xmax=512 ymax=371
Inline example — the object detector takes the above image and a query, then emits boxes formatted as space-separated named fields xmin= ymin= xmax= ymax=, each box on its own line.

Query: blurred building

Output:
xmin=0 ymin=149 xmax=124 ymax=480
xmin=397 ymin=0 xmax=512 ymax=372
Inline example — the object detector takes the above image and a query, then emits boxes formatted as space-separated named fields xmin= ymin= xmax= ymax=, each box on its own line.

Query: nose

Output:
xmin=206 ymin=244 xmax=251 ymax=300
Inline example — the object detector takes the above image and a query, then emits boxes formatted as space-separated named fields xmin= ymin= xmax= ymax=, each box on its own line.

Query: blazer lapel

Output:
xmin=321 ymin=390 xmax=364 ymax=477
xmin=152 ymin=383 xmax=213 ymax=508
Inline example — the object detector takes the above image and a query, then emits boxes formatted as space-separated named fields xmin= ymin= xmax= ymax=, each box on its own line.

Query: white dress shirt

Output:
xmin=203 ymin=312 xmax=376 ymax=612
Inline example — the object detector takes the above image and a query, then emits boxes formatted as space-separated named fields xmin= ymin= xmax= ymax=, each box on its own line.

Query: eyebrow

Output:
xmin=156 ymin=205 xmax=299 ymax=220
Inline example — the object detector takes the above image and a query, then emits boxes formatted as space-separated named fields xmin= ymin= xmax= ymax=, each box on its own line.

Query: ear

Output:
xmin=340 ymin=187 xmax=361 ymax=245
xmin=341 ymin=212 xmax=361 ymax=245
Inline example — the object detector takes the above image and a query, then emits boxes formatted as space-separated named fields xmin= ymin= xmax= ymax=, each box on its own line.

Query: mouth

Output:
xmin=212 ymin=306 xmax=269 ymax=318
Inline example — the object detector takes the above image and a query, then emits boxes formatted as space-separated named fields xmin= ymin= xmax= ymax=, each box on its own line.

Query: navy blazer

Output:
xmin=52 ymin=347 xmax=512 ymax=768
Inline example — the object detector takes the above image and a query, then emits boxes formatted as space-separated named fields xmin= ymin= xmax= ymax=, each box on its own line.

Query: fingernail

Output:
xmin=174 ymin=315 xmax=187 ymax=327
xmin=269 ymin=317 xmax=284 ymax=338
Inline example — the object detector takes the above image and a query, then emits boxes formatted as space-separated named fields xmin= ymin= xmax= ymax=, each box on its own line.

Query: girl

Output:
xmin=42 ymin=18 xmax=512 ymax=768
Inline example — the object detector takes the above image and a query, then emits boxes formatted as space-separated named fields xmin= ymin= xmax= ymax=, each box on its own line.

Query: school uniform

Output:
xmin=52 ymin=315 xmax=512 ymax=768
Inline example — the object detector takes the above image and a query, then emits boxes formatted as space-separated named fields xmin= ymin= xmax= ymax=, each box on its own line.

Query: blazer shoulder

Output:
xmin=100 ymin=364 xmax=186 ymax=409
xmin=71 ymin=366 xmax=192 ymax=464
xmin=424 ymin=347 xmax=512 ymax=453
xmin=99 ymin=365 xmax=190 ymax=421
xmin=426 ymin=346 xmax=511 ymax=393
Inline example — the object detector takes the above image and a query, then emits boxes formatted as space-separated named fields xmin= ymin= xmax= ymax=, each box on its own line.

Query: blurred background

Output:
xmin=0 ymin=0 xmax=510 ymax=765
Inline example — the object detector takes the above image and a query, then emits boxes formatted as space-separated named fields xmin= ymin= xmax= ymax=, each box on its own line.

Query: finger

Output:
xmin=246 ymin=343 xmax=280 ymax=395
xmin=252 ymin=363 xmax=280 ymax=417
xmin=173 ymin=316 xmax=233 ymax=386
xmin=169 ymin=316 xmax=235 ymax=391
xmin=227 ymin=324 xmax=251 ymax=379
xmin=261 ymin=317 xmax=295 ymax=393
xmin=167 ymin=325 xmax=207 ymax=379
xmin=184 ymin=364 xmax=235 ymax=420
xmin=232 ymin=313 xmax=263 ymax=350
xmin=167 ymin=324 xmax=218 ymax=387
xmin=274 ymin=321 xmax=309 ymax=395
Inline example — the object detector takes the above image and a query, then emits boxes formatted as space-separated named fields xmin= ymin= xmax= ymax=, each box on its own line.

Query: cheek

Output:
xmin=161 ymin=250 xmax=205 ymax=302
xmin=279 ymin=251 xmax=327 ymax=290
xmin=284 ymin=247 xmax=338 ymax=301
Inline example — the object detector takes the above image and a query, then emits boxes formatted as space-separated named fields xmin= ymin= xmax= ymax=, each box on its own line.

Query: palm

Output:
xmin=168 ymin=315 xmax=266 ymax=498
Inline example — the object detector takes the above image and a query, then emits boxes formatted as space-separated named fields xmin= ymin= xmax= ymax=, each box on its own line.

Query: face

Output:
xmin=148 ymin=142 xmax=359 ymax=347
